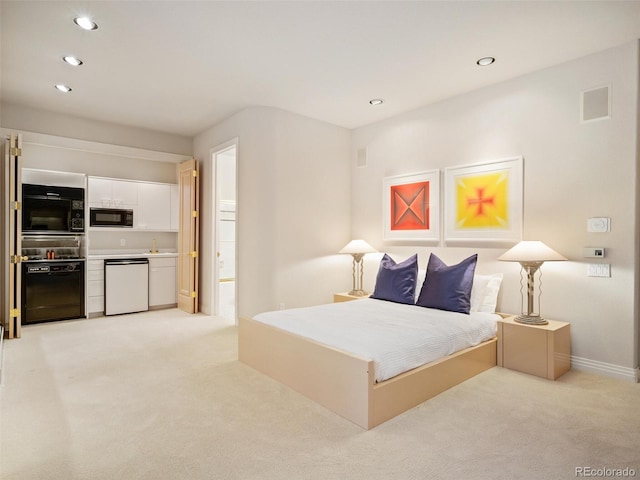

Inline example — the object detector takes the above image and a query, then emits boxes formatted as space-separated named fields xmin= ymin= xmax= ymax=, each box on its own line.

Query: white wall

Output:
xmin=351 ymin=41 xmax=639 ymax=379
xmin=1 ymin=103 xmax=192 ymax=156
xmin=194 ymin=107 xmax=352 ymax=319
xmin=19 ymin=141 xmax=178 ymax=183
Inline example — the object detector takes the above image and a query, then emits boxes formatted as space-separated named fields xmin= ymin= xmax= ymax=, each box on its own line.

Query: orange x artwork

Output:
xmin=390 ymin=181 xmax=430 ymax=231
xmin=456 ymin=172 xmax=508 ymax=229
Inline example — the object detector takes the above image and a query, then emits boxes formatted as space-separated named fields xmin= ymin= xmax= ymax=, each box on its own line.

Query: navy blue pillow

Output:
xmin=416 ymin=253 xmax=478 ymax=314
xmin=371 ymin=254 xmax=418 ymax=305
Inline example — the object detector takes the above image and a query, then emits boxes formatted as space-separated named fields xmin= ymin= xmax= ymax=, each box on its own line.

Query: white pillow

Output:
xmin=469 ymin=273 xmax=503 ymax=313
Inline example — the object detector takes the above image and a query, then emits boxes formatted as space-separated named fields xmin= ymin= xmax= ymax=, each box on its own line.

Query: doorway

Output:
xmin=212 ymin=140 xmax=238 ymax=325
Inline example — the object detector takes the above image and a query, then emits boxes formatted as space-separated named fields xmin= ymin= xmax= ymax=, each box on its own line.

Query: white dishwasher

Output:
xmin=104 ymin=258 xmax=149 ymax=315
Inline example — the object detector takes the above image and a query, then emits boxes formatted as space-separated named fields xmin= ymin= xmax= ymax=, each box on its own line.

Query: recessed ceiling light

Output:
xmin=63 ymin=56 xmax=83 ymax=66
xmin=369 ymin=99 xmax=384 ymax=106
xmin=55 ymin=84 xmax=72 ymax=93
xmin=476 ymin=57 xmax=496 ymax=66
xmin=74 ymin=16 xmax=98 ymax=31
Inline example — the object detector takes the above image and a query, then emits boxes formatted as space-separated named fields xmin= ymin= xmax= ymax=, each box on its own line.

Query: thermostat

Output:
xmin=587 ymin=217 xmax=610 ymax=233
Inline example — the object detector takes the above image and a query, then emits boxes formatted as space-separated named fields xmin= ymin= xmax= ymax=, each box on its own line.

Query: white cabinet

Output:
xmin=87 ymin=260 xmax=105 ymax=315
xmin=88 ymin=178 xmax=112 ymax=206
xmin=149 ymin=257 xmax=177 ymax=307
xmin=87 ymin=256 xmax=177 ymax=314
xmin=88 ymin=178 xmax=138 ymax=208
xmin=88 ymin=177 xmax=178 ymax=232
xmin=112 ymin=180 xmax=138 ymax=207
xmin=137 ymin=183 xmax=171 ymax=230
xmin=170 ymin=184 xmax=179 ymax=232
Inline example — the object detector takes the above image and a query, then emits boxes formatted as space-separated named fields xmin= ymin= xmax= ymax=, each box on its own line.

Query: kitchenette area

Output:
xmin=20 ymin=168 xmax=180 ymax=325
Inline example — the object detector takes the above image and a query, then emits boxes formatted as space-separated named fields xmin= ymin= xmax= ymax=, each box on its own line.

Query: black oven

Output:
xmin=21 ymin=260 xmax=85 ymax=324
xmin=22 ymin=184 xmax=85 ymax=234
xmin=90 ymin=208 xmax=134 ymax=227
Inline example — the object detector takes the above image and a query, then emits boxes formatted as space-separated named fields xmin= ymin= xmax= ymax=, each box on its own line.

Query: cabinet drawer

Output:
xmin=88 ymin=295 xmax=104 ymax=313
xmin=88 ymin=279 xmax=104 ymax=297
xmin=88 ymin=269 xmax=104 ymax=282
xmin=149 ymin=257 xmax=176 ymax=268
xmin=88 ymin=260 xmax=104 ymax=271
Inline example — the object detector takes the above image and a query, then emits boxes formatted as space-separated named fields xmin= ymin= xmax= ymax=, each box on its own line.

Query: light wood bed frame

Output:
xmin=239 ymin=313 xmax=502 ymax=430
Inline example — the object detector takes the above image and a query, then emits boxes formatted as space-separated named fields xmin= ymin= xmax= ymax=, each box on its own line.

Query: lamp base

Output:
xmin=515 ymin=314 xmax=548 ymax=325
xmin=347 ymin=289 xmax=369 ymax=297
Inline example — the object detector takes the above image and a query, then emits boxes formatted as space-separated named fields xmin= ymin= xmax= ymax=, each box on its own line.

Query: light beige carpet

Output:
xmin=1 ymin=309 xmax=639 ymax=480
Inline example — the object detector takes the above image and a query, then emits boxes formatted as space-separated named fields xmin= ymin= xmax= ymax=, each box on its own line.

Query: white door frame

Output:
xmin=210 ymin=138 xmax=238 ymax=322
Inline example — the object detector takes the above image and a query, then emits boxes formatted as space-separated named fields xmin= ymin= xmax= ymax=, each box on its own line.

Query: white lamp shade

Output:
xmin=498 ymin=240 xmax=567 ymax=262
xmin=339 ymin=239 xmax=377 ymax=254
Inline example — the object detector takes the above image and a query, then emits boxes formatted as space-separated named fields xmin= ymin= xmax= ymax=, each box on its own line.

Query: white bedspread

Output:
xmin=253 ymin=298 xmax=499 ymax=382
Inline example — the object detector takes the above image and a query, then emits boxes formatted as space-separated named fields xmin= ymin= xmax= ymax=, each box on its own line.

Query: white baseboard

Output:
xmin=571 ymin=355 xmax=639 ymax=383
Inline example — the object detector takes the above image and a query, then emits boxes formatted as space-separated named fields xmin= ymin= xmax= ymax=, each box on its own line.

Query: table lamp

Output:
xmin=339 ymin=240 xmax=377 ymax=296
xmin=498 ymin=240 xmax=567 ymax=325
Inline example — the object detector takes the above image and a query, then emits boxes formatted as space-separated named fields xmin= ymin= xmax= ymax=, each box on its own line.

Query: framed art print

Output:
xmin=383 ymin=170 xmax=440 ymax=242
xmin=444 ymin=157 xmax=523 ymax=244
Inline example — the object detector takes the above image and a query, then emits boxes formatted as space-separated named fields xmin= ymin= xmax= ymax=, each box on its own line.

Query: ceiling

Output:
xmin=2 ymin=1 xmax=640 ymax=138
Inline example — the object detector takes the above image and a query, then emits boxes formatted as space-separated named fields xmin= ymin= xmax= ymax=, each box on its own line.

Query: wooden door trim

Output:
xmin=5 ymin=133 xmax=22 ymax=338
xmin=177 ymin=159 xmax=199 ymax=313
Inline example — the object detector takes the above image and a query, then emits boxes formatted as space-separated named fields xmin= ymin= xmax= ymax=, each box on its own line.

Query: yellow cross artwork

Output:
xmin=455 ymin=172 xmax=509 ymax=229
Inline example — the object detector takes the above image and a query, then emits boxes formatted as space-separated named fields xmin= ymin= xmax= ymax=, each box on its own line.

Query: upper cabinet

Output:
xmin=88 ymin=177 xmax=178 ymax=232
xmin=137 ymin=182 xmax=171 ymax=231
xmin=88 ymin=177 xmax=138 ymax=208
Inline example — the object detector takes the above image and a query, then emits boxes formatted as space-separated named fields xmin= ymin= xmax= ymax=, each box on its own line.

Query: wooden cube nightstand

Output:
xmin=497 ymin=316 xmax=571 ymax=380
xmin=333 ymin=292 xmax=370 ymax=303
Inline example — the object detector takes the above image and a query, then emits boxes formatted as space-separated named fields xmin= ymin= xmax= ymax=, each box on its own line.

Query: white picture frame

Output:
xmin=444 ymin=157 xmax=523 ymax=245
xmin=382 ymin=170 xmax=440 ymax=242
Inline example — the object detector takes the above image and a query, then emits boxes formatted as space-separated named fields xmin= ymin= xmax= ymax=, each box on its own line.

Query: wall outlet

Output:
xmin=120 ymin=239 xmax=126 ymax=246
xmin=587 ymin=264 xmax=610 ymax=277
xmin=279 ymin=303 xmax=285 ymax=310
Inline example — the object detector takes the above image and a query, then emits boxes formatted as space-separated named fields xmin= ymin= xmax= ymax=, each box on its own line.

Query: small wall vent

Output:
xmin=581 ymin=85 xmax=610 ymax=123
xmin=357 ymin=148 xmax=367 ymax=168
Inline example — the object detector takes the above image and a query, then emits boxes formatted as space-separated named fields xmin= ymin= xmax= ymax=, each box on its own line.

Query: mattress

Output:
xmin=253 ymin=298 xmax=499 ymax=382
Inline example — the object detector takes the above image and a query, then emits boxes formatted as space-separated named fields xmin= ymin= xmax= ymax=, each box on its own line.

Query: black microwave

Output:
xmin=90 ymin=208 xmax=134 ymax=227
xmin=22 ymin=184 xmax=85 ymax=234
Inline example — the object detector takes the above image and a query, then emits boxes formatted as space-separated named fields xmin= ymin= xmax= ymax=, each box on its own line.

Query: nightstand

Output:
xmin=497 ymin=316 xmax=571 ymax=380
xmin=333 ymin=292 xmax=370 ymax=303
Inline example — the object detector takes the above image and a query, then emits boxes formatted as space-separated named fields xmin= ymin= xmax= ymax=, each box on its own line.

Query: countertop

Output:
xmin=87 ymin=251 xmax=178 ymax=260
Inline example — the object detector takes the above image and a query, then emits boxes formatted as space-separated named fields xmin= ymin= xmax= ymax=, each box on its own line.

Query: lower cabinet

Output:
xmin=87 ymin=256 xmax=177 ymax=316
xmin=149 ymin=257 xmax=177 ymax=308
xmin=87 ymin=260 xmax=105 ymax=316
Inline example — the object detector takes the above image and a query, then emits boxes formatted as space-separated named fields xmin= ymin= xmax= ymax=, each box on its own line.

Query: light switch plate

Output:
xmin=587 ymin=217 xmax=610 ymax=232
xmin=587 ymin=264 xmax=610 ymax=277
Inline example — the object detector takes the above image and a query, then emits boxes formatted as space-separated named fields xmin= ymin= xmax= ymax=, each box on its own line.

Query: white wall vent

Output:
xmin=356 ymin=148 xmax=367 ymax=168
xmin=581 ymin=85 xmax=611 ymax=123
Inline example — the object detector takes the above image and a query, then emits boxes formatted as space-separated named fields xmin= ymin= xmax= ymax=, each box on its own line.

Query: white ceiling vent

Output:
xmin=581 ymin=85 xmax=611 ymax=123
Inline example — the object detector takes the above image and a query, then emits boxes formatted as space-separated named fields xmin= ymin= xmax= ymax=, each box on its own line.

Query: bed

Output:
xmin=239 ymin=297 xmax=504 ymax=429
xmin=239 ymin=252 xmax=505 ymax=429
